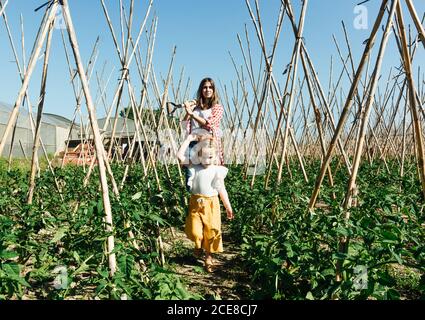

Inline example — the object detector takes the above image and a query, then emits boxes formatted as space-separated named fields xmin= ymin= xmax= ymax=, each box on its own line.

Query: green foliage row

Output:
xmin=0 ymin=161 xmax=196 ymax=300
xmin=226 ymin=159 xmax=424 ymax=300
xmin=1 ymin=158 xmax=424 ymax=300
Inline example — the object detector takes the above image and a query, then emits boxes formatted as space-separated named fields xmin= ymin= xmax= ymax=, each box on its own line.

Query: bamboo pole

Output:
xmin=400 ymin=91 xmax=409 ymax=176
xmin=81 ymin=0 xmax=153 ymax=186
xmin=378 ymin=80 xmax=405 ymax=161
xmin=7 ymin=14 xmax=31 ymax=172
xmin=405 ymin=0 xmax=425 ymax=50
xmin=300 ymin=54 xmax=336 ymax=193
xmin=2 ymin=12 xmax=36 ymax=168
xmin=127 ymin=78 xmax=166 ymax=266
xmin=61 ymin=30 xmax=120 ymax=198
xmin=343 ymin=0 xmax=398 ymax=210
xmin=308 ymin=0 xmax=390 ymax=210
xmin=60 ymin=31 xmax=100 ymax=168
xmin=340 ymin=23 xmax=394 ymax=170
xmin=154 ymin=46 xmax=178 ymax=183
xmin=228 ymin=48 xmax=256 ymax=156
xmin=272 ymin=75 xmax=309 ymax=180
xmin=27 ymin=18 xmax=55 ymax=205
xmin=0 ymin=2 xmax=59 ymax=156
xmin=61 ymin=0 xmax=117 ymax=276
xmin=301 ymin=44 xmax=353 ymax=174
xmin=123 ymin=0 xmax=134 ymax=63
xmin=263 ymin=2 xmax=311 ymax=186
xmin=228 ymin=48 xmax=283 ymax=174
xmin=84 ymin=1 xmax=150 ymax=271
xmin=105 ymin=0 xmax=136 ymax=160
xmin=7 ymin=115 xmax=19 ymax=171
xmin=336 ymin=0 xmax=399 ymax=282
xmin=276 ymin=0 xmax=308 ymax=184
xmin=18 ymin=140 xmax=28 ymax=161
xmin=0 ymin=0 xmax=9 ymax=17
xmin=396 ymin=2 xmax=425 ymax=198
xmin=243 ymin=0 xmax=286 ymax=185
xmin=117 ymin=32 xmax=174 ymax=264
xmin=130 ymin=17 xmax=158 ymax=169
xmin=266 ymin=0 xmax=349 ymax=187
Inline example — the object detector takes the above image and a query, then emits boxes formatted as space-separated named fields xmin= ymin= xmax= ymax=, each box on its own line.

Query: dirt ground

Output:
xmin=164 ymin=225 xmax=254 ymax=300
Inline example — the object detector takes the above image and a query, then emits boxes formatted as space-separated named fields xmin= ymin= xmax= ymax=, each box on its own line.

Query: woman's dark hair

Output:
xmin=196 ymin=77 xmax=219 ymax=109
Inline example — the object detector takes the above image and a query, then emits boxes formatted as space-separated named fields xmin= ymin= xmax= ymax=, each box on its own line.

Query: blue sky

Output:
xmin=0 ymin=0 xmax=424 ymax=120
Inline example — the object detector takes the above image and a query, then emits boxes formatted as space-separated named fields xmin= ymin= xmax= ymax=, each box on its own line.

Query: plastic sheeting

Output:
xmin=0 ymin=101 xmax=79 ymax=158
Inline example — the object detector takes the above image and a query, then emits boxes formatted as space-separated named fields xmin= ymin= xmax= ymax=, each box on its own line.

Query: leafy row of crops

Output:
xmin=0 ymin=158 xmax=424 ymax=299
xmin=226 ymin=159 xmax=424 ymax=299
xmin=0 ymin=159 xmax=195 ymax=300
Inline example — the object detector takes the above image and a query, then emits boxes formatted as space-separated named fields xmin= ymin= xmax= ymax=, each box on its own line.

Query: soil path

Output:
xmin=165 ymin=225 xmax=253 ymax=300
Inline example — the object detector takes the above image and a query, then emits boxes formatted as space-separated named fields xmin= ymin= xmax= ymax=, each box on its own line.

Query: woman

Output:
xmin=183 ymin=77 xmax=224 ymax=165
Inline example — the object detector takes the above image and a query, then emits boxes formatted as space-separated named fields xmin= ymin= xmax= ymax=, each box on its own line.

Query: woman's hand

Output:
xmin=184 ymin=100 xmax=196 ymax=116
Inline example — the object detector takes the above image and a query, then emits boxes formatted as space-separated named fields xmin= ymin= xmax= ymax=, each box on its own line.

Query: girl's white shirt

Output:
xmin=187 ymin=165 xmax=228 ymax=197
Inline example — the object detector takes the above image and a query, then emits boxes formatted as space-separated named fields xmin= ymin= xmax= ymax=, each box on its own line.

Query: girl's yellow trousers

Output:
xmin=185 ymin=194 xmax=223 ymax=253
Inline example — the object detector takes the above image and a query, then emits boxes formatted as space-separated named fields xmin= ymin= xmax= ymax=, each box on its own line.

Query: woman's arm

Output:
xmin=188 ymin=104 xmax=224 ymax=130
xmin=203 ymin=104 xmax=223 ymax=132
xmin=191 ymin=112 xmax=207 ymax=126
xmin=184 ymin=101 xmax=209 ymax=131
xmin=184 ymin=103 xmax=208 ymax=127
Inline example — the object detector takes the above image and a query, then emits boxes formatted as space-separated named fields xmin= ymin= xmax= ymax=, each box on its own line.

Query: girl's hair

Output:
xmin=191 ymin=135 xmax=219 ymax=164
xmin=196 ymin=77 xmax=219 ymax=109
xmin=198 ymin=135 xmax=217 ymax=149
xmin=196 ymin=135 xmax=218 ymax=160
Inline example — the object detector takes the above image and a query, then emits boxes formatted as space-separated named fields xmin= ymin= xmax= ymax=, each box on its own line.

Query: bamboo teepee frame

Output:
xmin=227 ymin=0 xmax=424 ymax=282
xmin=0 ymin=0 xmax=119 ymax=276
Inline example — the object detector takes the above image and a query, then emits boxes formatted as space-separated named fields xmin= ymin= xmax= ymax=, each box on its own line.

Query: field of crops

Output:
xmin=1 ymin=158 xmax=423 ymax=300
xmin=0 ymin=0 xmax=424 ymax=304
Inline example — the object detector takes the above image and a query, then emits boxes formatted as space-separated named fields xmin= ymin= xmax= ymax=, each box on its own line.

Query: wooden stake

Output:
xmin=0 ymin=0 xmax=8 ymax=16
xmin=308 ymin=0 xmax=390 ymax=210
xmin=28 ymin=18 xmax=54 ymax=205
xmin=0 ymin=2 xmax=59 ymax=156
xmin=396 ymin=1 xmax=425 ymax=198
xmin=61 ymin=0 xmax=117 ymax=276
xmin=336 ymin=0 xmax=399 ymax=282
xmin=276 ymin=0 xmax=309 ymax=184
xmin=404 ymin=0 xmax=425 ymax=50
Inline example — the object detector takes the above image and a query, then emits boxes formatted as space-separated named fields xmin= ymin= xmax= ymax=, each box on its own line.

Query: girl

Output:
xmin=177 ymin=134 xmax=234 ymax=272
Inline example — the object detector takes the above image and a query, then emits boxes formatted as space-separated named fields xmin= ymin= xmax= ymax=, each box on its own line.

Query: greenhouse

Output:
xmin=0 ymin=101 xmax=79 ymax=158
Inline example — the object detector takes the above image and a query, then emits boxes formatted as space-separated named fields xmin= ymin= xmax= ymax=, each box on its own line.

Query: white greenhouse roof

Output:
xmin=0 ymin=101 xmax=78 ymax=129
